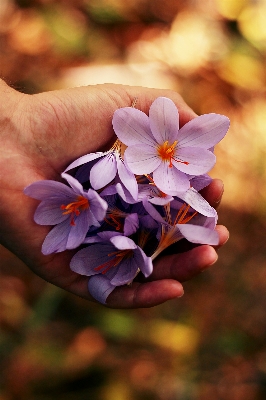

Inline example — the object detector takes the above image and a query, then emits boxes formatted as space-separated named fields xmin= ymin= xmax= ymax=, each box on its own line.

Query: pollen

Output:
xmin=61 ymin=195 xmax=89 ymax=226
xmin=157 ymin=140 xmax=177 ymax=167
xmin=157 ymin=140 xmax=189 ymax=167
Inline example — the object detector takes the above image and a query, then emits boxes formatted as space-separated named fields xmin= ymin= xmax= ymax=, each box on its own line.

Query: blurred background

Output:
xmin=1 ymin=0 xmax=266 ymax=399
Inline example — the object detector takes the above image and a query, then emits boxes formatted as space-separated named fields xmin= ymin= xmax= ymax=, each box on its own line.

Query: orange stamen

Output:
xmin=104 ymin=215 xmax=123 ymax=231
xmin=173 ymin=203 xmax=187 ymax=224
xmin=94 ymin=249 xmax=134 ymax=274
xmin=179 ymin=211 xmax=198 ymax=224
xmin=61 ymin=195 xmax=89 ymax=226
xmin=152 ymin=203 xmax=198 ymax=260
xmin=173 ymin=203 xmax=198 ymax=225
xmin=157 ymin=140 xmax=189 ymax=168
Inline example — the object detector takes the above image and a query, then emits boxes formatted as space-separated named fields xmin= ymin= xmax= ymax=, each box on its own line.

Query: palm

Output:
xmin=0 ymin=83 xmax=228 ymax=308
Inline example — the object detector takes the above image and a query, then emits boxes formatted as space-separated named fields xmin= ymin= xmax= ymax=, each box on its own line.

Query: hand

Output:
xmin=0 ymin=80 xmax=229 ymax=308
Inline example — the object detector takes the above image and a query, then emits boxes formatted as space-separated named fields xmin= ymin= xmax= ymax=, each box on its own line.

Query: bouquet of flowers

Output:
xmin=24 ymin=97 xmax=230 ymax=303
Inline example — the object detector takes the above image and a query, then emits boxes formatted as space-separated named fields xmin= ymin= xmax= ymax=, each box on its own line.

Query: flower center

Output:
xmin=110 ymin=138 xmax=126 ymax=157
xmin=157 ymin=140 xmax=189 ymax=168
xmin=105 ymin=206 xmax=127 ymax=232
xmin=61 ymin=195 xmax=89 ymax=226
xmin=151 ymin=203 xmax=198 ymax=260
xmin=105 ymin=215 xmax=123 ymax=231
xmin=94 ymin=249 xmax=134 ymax=274
xmin=157 ymin=140 xmax=178 ymax=167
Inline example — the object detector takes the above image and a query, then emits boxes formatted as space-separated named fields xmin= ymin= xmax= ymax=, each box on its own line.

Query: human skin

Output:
xmin=0 ymin=79 xmax=229 ymax=308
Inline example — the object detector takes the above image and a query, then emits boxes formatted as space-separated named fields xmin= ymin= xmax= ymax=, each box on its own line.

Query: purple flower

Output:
xmin=151 ymin=215 xmax=219 ymax=261
xmin=189 ymin=174 xmax=212 ymax=192
xmin=112 ymin=97 xmax=230 ymax=194
xmin=141 ymin=188 xmax=219 ymax=259
xmin=64 ymin=139 xmax=138 ymax=201
xmin=102 ymin=174 xmax=173 ymax=206
xmin=143 ymin=185 xmax=217 ymax=224
xmin=70 ymin=233 xmax=153 ymax=303
xmin=24 ymin=173 xmax=108 ymax=255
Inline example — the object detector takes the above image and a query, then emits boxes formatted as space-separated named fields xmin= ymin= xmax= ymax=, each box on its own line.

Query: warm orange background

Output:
xmin=1 ymin=1 xmax=266 ymax=399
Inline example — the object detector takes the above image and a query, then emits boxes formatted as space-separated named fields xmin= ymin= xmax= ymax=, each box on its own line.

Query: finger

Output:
xmin=213 ymin=224 xmax=229 ymax=249
xmin=149 ymin=225 xmax=229 ymax=282
xmin=151 ymin=245 xmax=217 ymax=282
xmin=128 ymin=86 xmax=198 ymax=127
xmin=200 ymin=178 xmax=224 ymax=209
xmin=102 ymin=84 xmax=197 ymax=126
xmin=105 ymin=279 xmax=184 ymax=309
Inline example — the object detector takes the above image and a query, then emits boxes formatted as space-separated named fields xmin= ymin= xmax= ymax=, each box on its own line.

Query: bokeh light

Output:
xmin=1 ymin=1 xmax=266 ymax=399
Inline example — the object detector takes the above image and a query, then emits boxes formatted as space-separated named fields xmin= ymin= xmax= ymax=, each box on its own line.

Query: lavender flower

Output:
xmin=24 ymin=173 xmax=108 ymax=254
xmin=70 ymin=233 xmax=153 ymax=303
xmin=64 ymin=139 xmax=138 ymax=201
xmin=112 ymin=97 xmax=230 ymax=194
xmin=150 ymin=199 xmax=219 ymax=260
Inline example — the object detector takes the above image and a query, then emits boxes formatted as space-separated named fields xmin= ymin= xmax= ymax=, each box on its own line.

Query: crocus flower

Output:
xmin=24 ymin=173 xmax=108 ymax=254
xmin=139 ymin=183 xmax=219 ymax=260
xmin=70 ymin=233 xmax=153 ymax=303
xmin=150 ymin=199 xmax=219 ymax=260
xmin=112 ymin=97 xmax=230 ymax=194
xmin=102 ymin=174 xmax=173 ymax=205
xmin=102 ymin=195 xmax=149 ymax=236
xmin=64 ymin=139 xmax=138 ymax=201
xmin=143 ymin=185 xmax=217 ymax=225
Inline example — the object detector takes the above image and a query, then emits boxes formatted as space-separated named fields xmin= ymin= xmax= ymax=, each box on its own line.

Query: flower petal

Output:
xmin=41 ymin=219 xmax=71 ymax=254
xmin=87 ymin=189 xmax=108 ymax=221
xmin=88 ymin=275 xmax=116 ymax=304
xmin=124 ymin=213 xmax=139 ymax=236
xmin=148 ymin=195 xmax=173 ymax=206
xmin=176 ymin=187 xmax=217 ymax=218
xmin=70 ymin=243 xmax=115 ymax=275
xmin=190 ymin=174 xmax=212 ymax=191
xmin=90 ymin=153 xmax=117 ymax=190
xmin=110 ymin=235 xmax=137 ymax=250
xmin=124 ymin=144 xmax=160 ymax=175
xmin=134 ymin=247 xmax=153 ymax=277
xmin=177 ymin=224 xmax=219 ymax=245
xmin=115 ymin=183 xmax=137 ymax=204
xmin=177 ymin=114 xmax=230 ymax=149
xmin=110 ymin=257 xmax=139 ymax=286
xmin=116 ymin=155 xmax=138 ymax=200
xmin=149 ymin=97 xmax=179 ymax=143
xmin=62 ymin=173 xmax=84 ymax=194
xmin=112 ymin=107 xmax=156 ymax=146
xmin=34 ymin=200 xmax=68 ymax=225
xmin=98 ymin=231 xmax=123 ymax=241
xmin=142 ymin=197 xmax=166 ymax=224
xmin=24 ymin=180 xmax=74 ymax=200
xmin=64 ymin=152 xmax=104 ymax=172
xmin=153 ymin=162 xmax=190 ymax=194
xmin=66 ymin=212 xmax=91 ymax=249
xmin=173 ymin=147 xmax=216 ymax=175
xmin=75 ymin=163 xmax=92 ymax=183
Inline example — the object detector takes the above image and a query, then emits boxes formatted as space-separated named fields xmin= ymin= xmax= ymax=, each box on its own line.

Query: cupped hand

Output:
xmin=0 ymin=81 xmax=229 ymax=308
